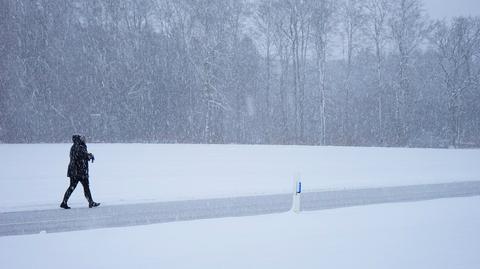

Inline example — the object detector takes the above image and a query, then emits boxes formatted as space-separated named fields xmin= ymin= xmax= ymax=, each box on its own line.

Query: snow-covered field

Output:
xmin=1 ymin=143 xmax=480 ymax=268
xmin=1 ymin=143 xmax=480 ymax=211
xmin=1 ymin=196 xmax=479 ymax=269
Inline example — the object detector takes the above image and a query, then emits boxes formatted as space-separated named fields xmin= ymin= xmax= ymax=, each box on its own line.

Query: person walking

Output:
xmin=60 ymin=135 xmax=100 ymax=209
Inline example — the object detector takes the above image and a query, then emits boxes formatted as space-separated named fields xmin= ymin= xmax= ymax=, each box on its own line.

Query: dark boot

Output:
xmin=60 ymin=202 xmax=71 ymax=209
xmin=89 ymin=202 xmax=100 ymax=208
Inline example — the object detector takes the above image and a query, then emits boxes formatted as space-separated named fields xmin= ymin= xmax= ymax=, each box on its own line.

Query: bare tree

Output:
xmin=339 ymin=0 xmax=365 ymax=145
xmin=310 ymin=0 xmax=336 ymax=145
xmin=272 ymin=2 xmax=292 ymax=142
xmin=256 ymin=0 xmax=275 ymax=143
xmin=365 ymin=0 xmax=390 ymax=145
xmin=432 ymin=17 xmax=480 ymax=147
xmin=388 ymin=0 xmax=430 ymax=146
xmin=281 ymin=0 xmax=311 ymax=143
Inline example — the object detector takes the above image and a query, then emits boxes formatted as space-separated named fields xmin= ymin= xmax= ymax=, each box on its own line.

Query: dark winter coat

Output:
xmin=67 ymin=135 xmax=92 ymax=179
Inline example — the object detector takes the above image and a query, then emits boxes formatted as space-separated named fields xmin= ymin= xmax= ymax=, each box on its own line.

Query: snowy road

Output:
xmin=1 ymin=181 xmax=479 ymax=237
xmin=301 ymin=180 xmax=480 ymax=211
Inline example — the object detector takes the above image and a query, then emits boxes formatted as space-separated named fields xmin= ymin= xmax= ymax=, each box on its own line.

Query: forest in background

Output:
xmin=1 ymin=0 xmax=479 ymax=148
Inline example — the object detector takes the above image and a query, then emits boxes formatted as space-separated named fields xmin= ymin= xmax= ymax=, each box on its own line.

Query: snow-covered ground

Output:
xmin=1 ymin=143 xmax=480 ymax=211
xmin=1 ymin=196 xmax=479 ymax=269
xmin=2 ymin=143 xmax=479 ymax=268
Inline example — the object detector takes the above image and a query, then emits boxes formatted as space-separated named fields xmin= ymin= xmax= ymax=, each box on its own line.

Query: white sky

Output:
xmin=423 ymin=0 xmax=480 ymax=19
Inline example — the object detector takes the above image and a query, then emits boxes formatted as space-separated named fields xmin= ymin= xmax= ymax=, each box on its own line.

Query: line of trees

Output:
xmin=1 ymin=0 xmax=479 ymax=147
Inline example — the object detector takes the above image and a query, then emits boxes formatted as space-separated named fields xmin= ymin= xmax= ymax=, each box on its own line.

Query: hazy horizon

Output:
xmin=424 ymin=0 xmax=480 ymax=19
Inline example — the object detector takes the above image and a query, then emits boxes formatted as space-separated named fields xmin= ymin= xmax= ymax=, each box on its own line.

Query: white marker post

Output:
xmin=292 ymin=178 xmax=302 ymax=213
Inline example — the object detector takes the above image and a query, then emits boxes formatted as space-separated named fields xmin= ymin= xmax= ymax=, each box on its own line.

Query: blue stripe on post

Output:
xmin=297 ymin=182 xmax=302 ymax=194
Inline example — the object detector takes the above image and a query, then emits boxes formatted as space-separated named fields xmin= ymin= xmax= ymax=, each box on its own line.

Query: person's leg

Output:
xmin=80 ymin=177 xmax=100 ymax=207
xmin=61 ymin=177 xmax=79 ymax=208
xmin=79 ymin=177 xmax=93 ymax=204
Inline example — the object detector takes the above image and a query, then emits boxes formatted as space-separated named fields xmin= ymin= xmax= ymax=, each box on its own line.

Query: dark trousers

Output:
xmin=62 ymin=177 xmax=93 ymax=204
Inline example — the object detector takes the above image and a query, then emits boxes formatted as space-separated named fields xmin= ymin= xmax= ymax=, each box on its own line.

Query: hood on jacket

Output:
xmin=72 ymin=135 xmax=82 ymax=145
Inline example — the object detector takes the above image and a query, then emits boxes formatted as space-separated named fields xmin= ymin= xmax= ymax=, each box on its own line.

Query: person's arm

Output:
xmin=75 ymin=145 xmax=90 ymax=161
xmin=88 ymin=152 xmax=95 ymax=163
xmin=84 ymin=144 xmax=95 ymax=162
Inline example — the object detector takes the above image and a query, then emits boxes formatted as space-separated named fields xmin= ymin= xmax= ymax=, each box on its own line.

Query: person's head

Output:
xmin=72 ymin=134 xmax=86 ymax=145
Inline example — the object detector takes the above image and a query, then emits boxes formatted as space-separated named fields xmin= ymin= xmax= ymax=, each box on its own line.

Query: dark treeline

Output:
xmin=1 ymin=0 xmax=479 ymax=147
